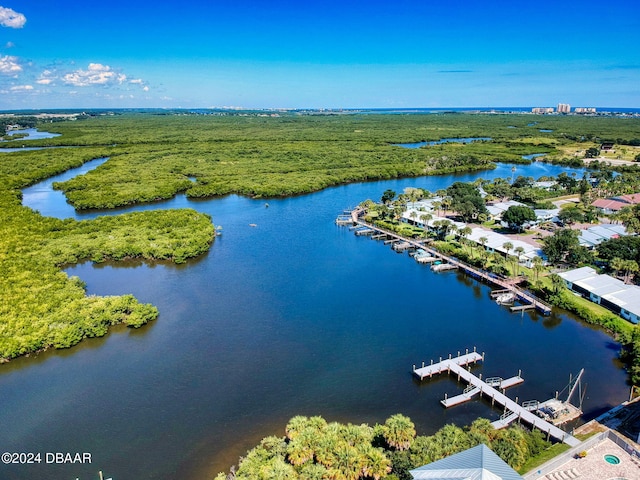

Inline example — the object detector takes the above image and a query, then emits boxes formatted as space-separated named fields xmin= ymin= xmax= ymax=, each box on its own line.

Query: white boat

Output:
xmin=495 ymin=293 xmax=515 ymax=304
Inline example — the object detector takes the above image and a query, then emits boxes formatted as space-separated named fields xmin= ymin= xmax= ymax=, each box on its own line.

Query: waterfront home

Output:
xmin=401 ymin=209 xmax=466 ymax=230
xmin=486 ymin=200 xmax=527 ymax=220
xmin=614 ymin=192 xmax=640 ymax=205
xmin=466 ymin=227 xmax=542 ymax=267
xmin=401 ymin=208 xmax=544 ymax=267
xmin=411 ymin=444 xmax=523 ymax=480
xmin=533 ymin=208 xmax=560 ymax=224
xmin=591 ymin=192 xmax=640 ymax=215
xmin=558 ymin=266 xmax=640 ymax=324
xmin=591 ymin=198 xmax=628 ymax=214
xmin=406 ymin=197 xmax=443 ymax=213
xmin=577 ymin=223 xmax=627 ymax=249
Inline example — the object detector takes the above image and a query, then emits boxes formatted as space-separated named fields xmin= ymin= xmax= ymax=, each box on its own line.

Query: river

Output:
xmin=0 ymin=158 xmax=629 ymax=480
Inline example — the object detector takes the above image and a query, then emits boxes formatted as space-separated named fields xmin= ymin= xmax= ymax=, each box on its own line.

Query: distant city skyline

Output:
xmin=0 ymin=0 xmax=639 ymax=109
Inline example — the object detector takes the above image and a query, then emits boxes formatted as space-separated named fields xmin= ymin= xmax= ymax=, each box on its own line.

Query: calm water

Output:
xmin=0 ymin=128 xmax=62 ymax=152
xmin=393 ymin=137 xmax=492 ymax=149
xmin=0 ymin=159 xmax=629 ymax=480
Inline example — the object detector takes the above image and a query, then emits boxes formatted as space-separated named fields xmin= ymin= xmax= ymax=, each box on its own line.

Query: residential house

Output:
xmin=558 ymin=267 xmax=640 ymax=323
xmin=577 ymin=224 xmax=627 ymax=249
xmin=486 ymin=200 xmax=526 ymax=220
xmin=591 ymin=198 xmax=628 ymax=214
xmin=410 ymin=444 xmax=523 ymax=480
xmin=601 ymin=142 xmax=615 ymax=152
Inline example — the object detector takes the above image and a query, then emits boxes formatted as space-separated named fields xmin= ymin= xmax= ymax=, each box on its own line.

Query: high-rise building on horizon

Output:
xmin=557 ymin=103 xmax=571 ymax=113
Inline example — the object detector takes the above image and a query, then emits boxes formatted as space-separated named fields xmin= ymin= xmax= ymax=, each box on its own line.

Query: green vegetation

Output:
xmin=446 ymin=182 xmax=487 ymax=222
xmin=0 ymin=147 xmax=216 ymax=361
xmin=4 ymin=112 xmax=633 ymax=209
xmin=502 ymin=205 xmax=537 ymax=232
xmin=215 ymin=415 xmax=551 ymax=480
xmin=2 ymin=111 xmax=640 ymax=363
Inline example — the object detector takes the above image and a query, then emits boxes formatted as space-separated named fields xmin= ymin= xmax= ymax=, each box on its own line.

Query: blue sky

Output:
xmin=0 ymin=0 xmax=639 ymax=109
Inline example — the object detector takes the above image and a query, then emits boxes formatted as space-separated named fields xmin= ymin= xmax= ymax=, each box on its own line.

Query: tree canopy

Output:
xmin=216 ymin=415 xmax=551 ymax=480
xmin=446 ymin=182 xmax=488 ymax=222
xmin=501 ymin=205 xmax=537 ymax=231
xmin=541 ymin=228 xmax=585 ymax=264
xmin=597 ymin=236 xmax=640 ymax=263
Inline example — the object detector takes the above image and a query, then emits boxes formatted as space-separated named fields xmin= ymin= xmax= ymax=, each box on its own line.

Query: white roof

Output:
xmin=486 ymin=200 xmax=526 ymax=217
xmin=579 ymin=224 xmax=629 ymax=247
xmin=558 ymin=266 xmax=597 ymax=284
xmin=577 ymin=274 xmax=627 ymax=297
xmin=410 ymin=444 xmax=523 ymax=480
xmin=402 ymin=210 xmax=466 ymax=230
xmin=534 ymin=208 xmax=560 ymax=218
xmin=603 ymin=289 xmax=640 ymax=317
xmin=467 ymin=228 xmax=540 ymax=258
xmin=559 ymin=267 xmax=640 ymax=318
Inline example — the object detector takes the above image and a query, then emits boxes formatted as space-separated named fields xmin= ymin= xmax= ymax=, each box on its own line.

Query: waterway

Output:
xmin=0 ymin=158 xmax=630 ymax=480
xmin=393 ymin=137 xmax=492 ymax=149
xmin=0 ymin=128 xmax=62 ymax=152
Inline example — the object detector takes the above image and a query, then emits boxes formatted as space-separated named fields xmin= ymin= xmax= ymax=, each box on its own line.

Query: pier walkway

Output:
xmin=412 ymin=352 xmax=580 ymax=447
xmin=348 ymin=210 xmax=552 ymax=315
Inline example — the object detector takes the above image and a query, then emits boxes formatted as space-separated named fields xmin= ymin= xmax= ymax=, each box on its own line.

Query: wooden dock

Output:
xmin=347 ymin=212 xmax=552 ymax=315
xmin=510 ymin=304 xmax=536 ymax=312
xmin=412 ymin=352 xmax=580 ymax=447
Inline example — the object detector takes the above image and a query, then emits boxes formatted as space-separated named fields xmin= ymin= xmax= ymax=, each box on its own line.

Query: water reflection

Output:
xmin=0 ymin=156 xmax=625 ymax=480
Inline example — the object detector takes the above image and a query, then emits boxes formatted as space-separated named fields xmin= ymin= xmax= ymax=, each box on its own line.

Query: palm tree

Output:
xmin=327 ymin=442 xmax=363 ymax=480
xmin=382 ymin=414 xmax=416 ymax=451
xmin=286 ymin=430 xmax=316 ymax=466
xmin=532 ymin=256 xmax=544 ymax=286
xmin=259 ymin=457 xmax=299 ymax=480
xmin=502 ymin=241 xmax=513 ymax=260
xmin=441 ymin=197 xmax=452 ymax=216
xmin=419 ymin=213 xmax=432 ymax=229
xmin=513 ymin=246 xmax=525 ymax=276
xmin=459 ymin=226 xmax=473 ymax=254
xmin=622 ymin=259 xmax=639 ymax=284
xmin=359 ymin=445 xmax=391 ymax=480
xmin=550 ymin=273 xmax=566 ymax=293
xmin=409 ymin=210 xmax=417 ymax=224
xmin=478 ymin=236 xmax=488 ymax=254
xmin=610 ymin=257 xmax=625 ymax=279
xmin=432 ymin=200 xmax=443 ymax=217
xmin=492 ymin=427 xmax=528 ymax=469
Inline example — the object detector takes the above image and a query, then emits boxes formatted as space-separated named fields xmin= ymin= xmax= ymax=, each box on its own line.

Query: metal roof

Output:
xmin=557 ymin=266 xmax=597 ymax=284
xmin=410 ymin=444 xmax=523 ymax=480
xmin=559 ymin=267 xmax=640 ymax=319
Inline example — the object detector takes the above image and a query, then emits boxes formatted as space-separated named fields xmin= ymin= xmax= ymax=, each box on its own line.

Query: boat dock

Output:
xmin=345 ymin=211 xmax=552 ymax=315
xmin=412 ymin=351 xmax=580 ymax=447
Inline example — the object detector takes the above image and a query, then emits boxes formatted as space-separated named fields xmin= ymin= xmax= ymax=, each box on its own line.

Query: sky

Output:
xmin=0 ymin=0 xmax=639 ymax=110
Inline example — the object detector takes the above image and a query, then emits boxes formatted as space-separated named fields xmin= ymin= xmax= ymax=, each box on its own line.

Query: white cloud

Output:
xmin=0 ymin=55 xmax=21 ymax=75
xmin=5 ymin=41 xmax=15 ymax=48
xmin=63 ymin=63 xmax=127 ymax=87
xmin=0 ymin=6 xmax=26 ymax=28
xmin=36 ymin=69 xmax=57 ymax=85
xmin=10 ymin=84 xmax=33 ymax=91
